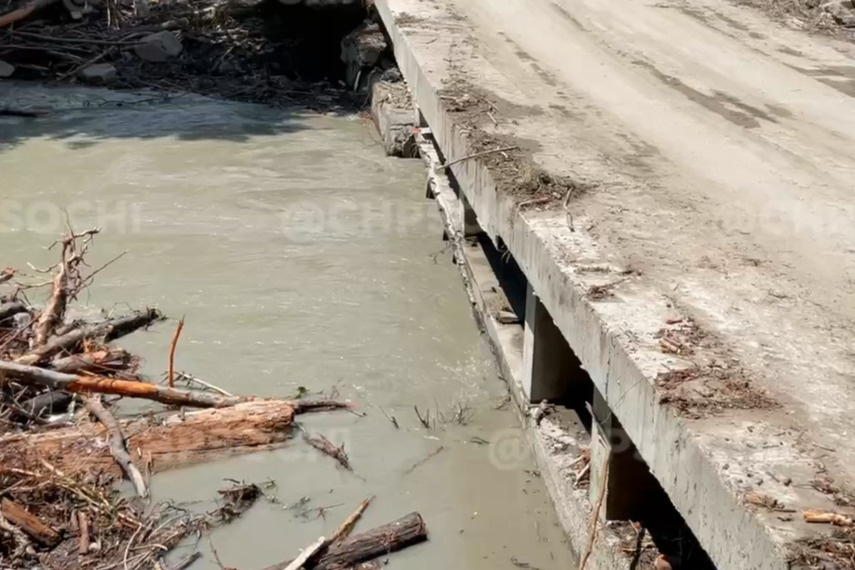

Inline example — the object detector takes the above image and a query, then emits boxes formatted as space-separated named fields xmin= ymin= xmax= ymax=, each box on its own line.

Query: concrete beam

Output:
xmin=374 ymin=1 xmax=844 ymax=568
xmin=522 ymin=283 xmax=581 ymax=403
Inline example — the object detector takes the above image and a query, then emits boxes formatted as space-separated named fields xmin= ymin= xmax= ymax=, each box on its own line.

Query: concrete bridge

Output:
xmin=374 ymin=0 xmax=855 ymax=568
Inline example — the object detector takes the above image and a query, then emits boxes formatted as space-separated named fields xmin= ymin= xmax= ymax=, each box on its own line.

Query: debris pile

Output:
xmin=0 ymin=0 xmax=373 ymax=109
xmin=0 ymin=229 xmax=428 ymax=568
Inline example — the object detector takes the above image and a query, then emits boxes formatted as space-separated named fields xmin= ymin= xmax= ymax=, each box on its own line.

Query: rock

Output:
xmin=496 ymin=310 xmax=520 ymax=325
xmin=134 ymin=0 xmax=150 ymax=18
xmin=370 ymin=81 xmax=417 ymax=158
xmin=134 ymin=31 xmax=183 ymax=62
xmin=821 ymin=0 xmax=855 ymax=26
xmin=341 ymin=21 xmax=387 ymax=89
xmin=0 ymin=60 xmax=15 ymax=78
xmin=77 ymin=63 xmax=117 ymax=84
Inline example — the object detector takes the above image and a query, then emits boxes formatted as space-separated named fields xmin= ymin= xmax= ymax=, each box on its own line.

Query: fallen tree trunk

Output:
xmin=264 ymin=513 xmax=428 ymax=570
xmin=15 ymin=309 xmax=161 ymax=366
xmin=0 ymin=400 xmax=296 ymax=476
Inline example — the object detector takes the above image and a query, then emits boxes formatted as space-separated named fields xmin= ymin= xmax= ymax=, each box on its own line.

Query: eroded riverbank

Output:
xmin=0 ymin=83 xmax=576 ymax=569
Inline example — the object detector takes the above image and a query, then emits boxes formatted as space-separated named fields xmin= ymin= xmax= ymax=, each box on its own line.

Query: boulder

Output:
xmin=134 ymin=31 xmax=183 ymax=62
xmin=77 ymin=63 xmax=117 ymax=84
xmin=821 ymin=0 xmax=855 ymax=26
xmin=341 ymin=21 xmax=387 ymax=89
xmin=0 ymin=60 xmax=14 ymax=78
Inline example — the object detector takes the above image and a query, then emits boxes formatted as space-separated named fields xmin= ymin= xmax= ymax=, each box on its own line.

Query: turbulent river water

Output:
xmin=0 ymin=84 xmax=574 ymax=569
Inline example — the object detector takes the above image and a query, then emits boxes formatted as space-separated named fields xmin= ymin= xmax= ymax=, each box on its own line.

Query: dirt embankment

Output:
xmin=0 ymin=0 xmax=393 ymax=111
xmin=738 ymin=0 xmax=855 ymax=36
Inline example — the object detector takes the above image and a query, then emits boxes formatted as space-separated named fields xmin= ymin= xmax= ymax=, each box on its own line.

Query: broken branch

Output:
xmin=83 ymin=395 xmax=148 ymax=498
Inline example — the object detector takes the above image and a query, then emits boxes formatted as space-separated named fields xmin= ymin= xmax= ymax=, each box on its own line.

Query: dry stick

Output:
xmin=0 ymin=498 xmax=61 ymax=546
xmin=33 ymin=241 xmax=69 ymax=347
xmin=167 ymin=317 xmax=184 ymax=388
xmin=77 ymin=510 xmax=90 ymax=555
xmin=83 ymin=395 xmax=148 ymax=498
xmin=402 ymin=446 xmax=445 ymax=476
xmin=56 ymin=46 xmax=115 ymax=82
xmin=328 ymin=497 xmax=373 ymax=545
xmin=437 ymin=146 xmax=518 ymax=171
xmin=578 ymin=459 xmax=610 ymax=570
xmin=175 ymin=372 xmax=232 ymax=396
xmin=10 ymin=30 xmax=139 ymax=45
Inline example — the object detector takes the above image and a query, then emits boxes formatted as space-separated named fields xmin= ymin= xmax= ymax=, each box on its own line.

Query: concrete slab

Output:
xmin=376 ymin=0 xmax=855 ymax=568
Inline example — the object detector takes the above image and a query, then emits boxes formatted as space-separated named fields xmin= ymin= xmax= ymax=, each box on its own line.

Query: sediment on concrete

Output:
xmin=373 ymin=0 xmax=855 ymax=569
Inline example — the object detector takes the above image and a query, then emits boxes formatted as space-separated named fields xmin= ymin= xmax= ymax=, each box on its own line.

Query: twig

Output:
xmin=378 ymin=406 xmax=399 ymax=429
xmin=438 ymin=146 xmax=518 ymax=171
xmin=413 ymin=405 xmax=431 ymax=429
xmin=10 ymin=30 xmax=139 ymax=45
xmin=403 ymin=446 xmax=445 ymax=476
xmin=175 ymin=372 xmax=232 ymax=396
xmin=303 ymin=431 xmax=352 ymax=471
xmin=77 ymin=510 xmax=90 ymax=555
xmin=167 ymin=317 xmax=184 ymax=388
xmin=579 ymin=459 xmax=610 ymax=570
xmin=83 ymin=395 xmax=148 ymax=498
xmin=56 ymin=47 xmax=115 ymax=82
xmin=327 ymin=496 xmax=373 ymax=545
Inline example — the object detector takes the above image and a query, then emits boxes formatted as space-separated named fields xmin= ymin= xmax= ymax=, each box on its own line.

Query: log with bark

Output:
xmin=264 ymin=512 xmax=428 ymax=570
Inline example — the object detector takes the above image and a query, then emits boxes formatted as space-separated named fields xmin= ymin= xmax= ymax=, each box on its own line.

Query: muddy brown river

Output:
xmin=0 ymin=84 xmax=574 ymax=569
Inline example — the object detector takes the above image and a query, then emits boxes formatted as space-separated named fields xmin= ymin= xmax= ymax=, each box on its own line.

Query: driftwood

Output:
xmin=82 ymin=396 xmax=148 ymax=498
xmin=0 ymin=361 xmax=250 ymax=407
xmin=265 ymin=512 xmax=428 ymax=570
xmin=1 ymin=400 xmax=297 ymax=477
xmin=803 ymin=509 xmax=854 ymax=526
xmin=304 ymin=431 xmax=352 ymax=471
xmin=328 ymin=497 xmax=373 ymax=545
xmin=0 ymin=499 xmax=61 ymax=547
xmin=15 ymin=309 xmax=162 ymax=366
